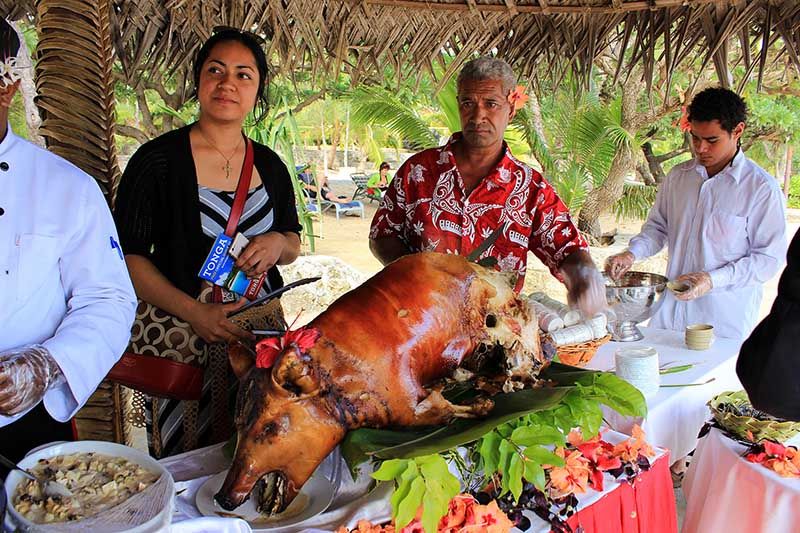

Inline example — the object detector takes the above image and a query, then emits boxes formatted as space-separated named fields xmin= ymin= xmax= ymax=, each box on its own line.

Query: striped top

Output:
xmin=198 ymin=183 xmax=274 ymax=239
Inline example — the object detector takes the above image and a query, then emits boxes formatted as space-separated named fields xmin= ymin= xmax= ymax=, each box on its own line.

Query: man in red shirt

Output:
xmin=369 ymin=56 xmax=605 ymax=315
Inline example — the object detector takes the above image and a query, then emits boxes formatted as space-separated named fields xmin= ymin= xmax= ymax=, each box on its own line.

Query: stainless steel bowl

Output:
xmin=604 ymin=271 xmax=668 ymax=341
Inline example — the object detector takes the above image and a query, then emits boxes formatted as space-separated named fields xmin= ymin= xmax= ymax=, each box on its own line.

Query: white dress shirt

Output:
xmin=0 ymin=128 xmax=136 ymax=427
xmin=627 ymin=150 xmax=787 ymax=340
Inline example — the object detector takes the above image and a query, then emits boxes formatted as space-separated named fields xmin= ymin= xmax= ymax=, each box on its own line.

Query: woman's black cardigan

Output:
xmin=114 ymin=125 xmax=302 ymax=298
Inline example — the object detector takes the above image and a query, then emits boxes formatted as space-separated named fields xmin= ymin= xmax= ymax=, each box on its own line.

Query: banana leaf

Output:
xmin=342 ymin=386 xmax=571 ymax=471
xmin=341 ymin=363 xmax=647 ymax=472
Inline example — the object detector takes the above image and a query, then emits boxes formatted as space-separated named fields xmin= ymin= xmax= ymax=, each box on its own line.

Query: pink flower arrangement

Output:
xmin=546 ymin=426 xmax=655 ymax=497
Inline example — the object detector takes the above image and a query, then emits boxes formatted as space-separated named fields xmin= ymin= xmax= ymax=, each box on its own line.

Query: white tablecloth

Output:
xmin=682 ymin=428 xmax=800 ymax=533
xmin=160 ymin=443 xmax=391 ymax=533
xmin=160 ymin=431 xmax=668 ymax=533
xmin=588 ymin=327 xmax=743 ymax=461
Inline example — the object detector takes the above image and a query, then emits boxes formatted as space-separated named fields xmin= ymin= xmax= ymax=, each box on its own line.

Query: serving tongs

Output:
xmin=227 ymin=276 xmax=322 ymax=320
xmin=0 ymin=452 xmax=72 ymax=498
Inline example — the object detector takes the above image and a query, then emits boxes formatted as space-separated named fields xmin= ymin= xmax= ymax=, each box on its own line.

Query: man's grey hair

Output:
xmin=457 ymin=56 xmax=516 ymax=95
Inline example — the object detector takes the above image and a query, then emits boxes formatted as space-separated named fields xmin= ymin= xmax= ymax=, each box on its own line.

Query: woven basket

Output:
xmin=709 ymin=390 xmax=800 ymax=443
xmin=552 ymin=334 xmax=612 ymax=367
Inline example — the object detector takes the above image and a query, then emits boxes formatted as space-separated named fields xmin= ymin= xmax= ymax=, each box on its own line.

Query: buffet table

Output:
xmin=681 ymin=428 xmax=800 ymax=533
xmin=588 ymin=327 xmax=743 ymax=461
xmin=162 ymin=432 xmax=677 ymax=533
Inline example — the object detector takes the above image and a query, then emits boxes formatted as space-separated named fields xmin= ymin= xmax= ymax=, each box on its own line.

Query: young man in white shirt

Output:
xmin=606 ymin=87 xmax=787 ymax=341
xmin=0 ymin=19 xmax=136 ymax=461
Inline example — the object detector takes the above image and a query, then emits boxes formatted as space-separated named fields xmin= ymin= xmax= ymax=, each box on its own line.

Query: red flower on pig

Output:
xmin=255 ymin=326 xmax=321 ymax=369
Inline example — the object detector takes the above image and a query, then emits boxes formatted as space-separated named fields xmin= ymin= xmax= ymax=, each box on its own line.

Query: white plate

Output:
xmin=195 ymin=470 xmax=335 ymax=531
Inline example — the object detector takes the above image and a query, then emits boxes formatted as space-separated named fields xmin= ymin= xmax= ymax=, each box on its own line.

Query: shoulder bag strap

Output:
xmin=213 ymin=137 xmax=255 ymax=304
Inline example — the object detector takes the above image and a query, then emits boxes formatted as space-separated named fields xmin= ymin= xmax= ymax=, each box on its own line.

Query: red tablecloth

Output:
xmin=563 ymin=453 xmax=676 ymax=533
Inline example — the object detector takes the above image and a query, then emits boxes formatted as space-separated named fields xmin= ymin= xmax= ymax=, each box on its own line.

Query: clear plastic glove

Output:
xmin=604 ymin=250 xmax=635 ymax=281
xmin=0 ymin=345 xmax=64 ymax=416
xmin=563 ymin=263 xmax=608 ymax=317
xmin=673 ymin=271 xmax=712 ymax=301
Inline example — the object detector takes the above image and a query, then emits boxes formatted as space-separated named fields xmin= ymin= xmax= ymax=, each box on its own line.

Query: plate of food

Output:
xmin=195 ymin=469 xmax=335 ymax=531
xmin=4 ymin=440 xmax=174 ymax=532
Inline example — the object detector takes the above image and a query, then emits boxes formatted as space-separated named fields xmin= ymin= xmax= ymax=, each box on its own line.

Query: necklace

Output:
xmin=196 ymin=126 xmax=244 ymax=180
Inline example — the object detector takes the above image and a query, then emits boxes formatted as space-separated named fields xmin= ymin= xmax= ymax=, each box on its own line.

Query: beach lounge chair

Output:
xmin=350 ymin=173 xmax=383 ymax=203
xmin=304 ymin=189 xmax=364 ymax=220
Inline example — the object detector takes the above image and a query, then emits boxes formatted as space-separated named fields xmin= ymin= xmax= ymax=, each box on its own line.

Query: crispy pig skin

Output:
xmin=216 ymin=252 xmax=543 ymax=512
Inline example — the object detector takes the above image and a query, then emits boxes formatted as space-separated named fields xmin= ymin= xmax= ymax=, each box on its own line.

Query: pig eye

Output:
xmin=485 ymin=314 xmax=497 ymax=328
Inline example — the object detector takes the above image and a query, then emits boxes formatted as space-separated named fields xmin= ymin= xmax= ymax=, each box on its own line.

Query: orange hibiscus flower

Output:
xmin=546 ymin=447 xmax=592 ymax=498
xmin=612 ymin=425 xmax=655 ymax=463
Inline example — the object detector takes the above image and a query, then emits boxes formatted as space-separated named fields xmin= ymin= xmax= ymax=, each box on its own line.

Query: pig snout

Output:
xmin=214 ymin=489 xmax=248 ymax=511
xmin=215 ymin=463 xmax=261 ymax=510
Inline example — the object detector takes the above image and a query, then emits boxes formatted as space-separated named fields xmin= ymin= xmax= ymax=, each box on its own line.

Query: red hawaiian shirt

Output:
xmin=370 ymin=133 xmax=588 ymax=292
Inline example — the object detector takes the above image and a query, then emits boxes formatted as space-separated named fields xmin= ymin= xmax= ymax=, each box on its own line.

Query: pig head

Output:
xmin=216 ymin=343 xmax=345 ymax=513
xmin=215 ymin=252 xmax=545 ymax=513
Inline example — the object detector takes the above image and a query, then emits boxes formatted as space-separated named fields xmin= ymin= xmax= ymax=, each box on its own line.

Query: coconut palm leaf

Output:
xmin=512 ymin=107 xmax=555 ymax=174
xmin=435 ymin=78 xmax=461 ymax=135
xmin=614 ymin=181 xmax=658 ymax=220
xmin=550 ymin=160 xmax=591 ymax=213
xmin=350 ymin=87 xmax=438 ymax=150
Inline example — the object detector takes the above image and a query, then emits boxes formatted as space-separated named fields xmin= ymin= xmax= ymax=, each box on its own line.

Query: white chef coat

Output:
xmin=628 ymin=150 xmax=787 ymax=340
xmin=0 ymin=128 xmax=136 ymax=427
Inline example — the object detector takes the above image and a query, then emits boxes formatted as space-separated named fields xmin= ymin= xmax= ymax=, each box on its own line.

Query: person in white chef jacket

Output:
xmin=605 ymin=87 xmax=787 ymax=341
xmin=0 ymin=19 xmax=136 ymax=463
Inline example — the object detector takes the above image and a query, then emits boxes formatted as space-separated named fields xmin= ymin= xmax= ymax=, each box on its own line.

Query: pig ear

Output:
xmin=273 ymin=348 xmax=319 ymax=395
xmin=228 ymin=342 xmax=256 ymax=381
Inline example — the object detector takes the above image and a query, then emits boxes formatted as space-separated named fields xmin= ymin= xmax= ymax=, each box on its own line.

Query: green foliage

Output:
xmin=373 ymin=455 xmax=460 ymax=532
xmin=341 ymin=386 xmax=571 ymax=470
xmin=613 ymin=182 xmax=658 ymax=220
xmin=343 ymin=364 xmax=646 ymax=529
xmin=435 ymin=79 xmax=461 ymax=135
xmin=511 ymin=86 xmax=631 ymax=214
xmin=350 ymin=86 xmax=439 ymax=150
xmin=474 ymin=366 xmax=645 ymax=500
xmin=789 ymin=175 xmax=800 ymax=209
xmin=8 ymin=93 xmax=28 ymax=139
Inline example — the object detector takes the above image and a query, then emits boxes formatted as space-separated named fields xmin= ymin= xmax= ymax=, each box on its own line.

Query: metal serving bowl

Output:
xmin=604 ymin=271 xmax=668 ymax=341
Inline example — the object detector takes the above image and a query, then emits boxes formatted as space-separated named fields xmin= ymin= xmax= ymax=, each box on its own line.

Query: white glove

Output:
xmin=604 ymin=251 xmax=635 ymax=281
xmin=0 ymin=345 xmax=64 ymax=416
xmin=564 ymin=264 xmax=607 ymax=317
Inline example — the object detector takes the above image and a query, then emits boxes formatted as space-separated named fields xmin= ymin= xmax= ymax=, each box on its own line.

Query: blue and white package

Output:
xmin=198 ymin=233 xmax=265 ymax=298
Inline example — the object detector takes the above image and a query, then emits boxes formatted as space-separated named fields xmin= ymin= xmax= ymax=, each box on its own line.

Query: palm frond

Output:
xmin=550 ymin=160 xmax=590 ymax=213
xmin=613 ymin=182 xmax=658 ymax=220
xmin=435 ymin=78 xmax=461 ymax=135
xmin=350 ymin=87 xmax=438 ymax=150
xmin=511 ymin=107 xmax=555 ymax=174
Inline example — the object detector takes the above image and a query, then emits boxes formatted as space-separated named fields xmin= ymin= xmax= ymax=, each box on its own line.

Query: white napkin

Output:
xmin=170 ymin=516 xmax=252 ymax=532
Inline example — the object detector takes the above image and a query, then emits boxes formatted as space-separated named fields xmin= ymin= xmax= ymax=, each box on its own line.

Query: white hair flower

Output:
xmin=0 ymin=56 xmax=24 ymax=88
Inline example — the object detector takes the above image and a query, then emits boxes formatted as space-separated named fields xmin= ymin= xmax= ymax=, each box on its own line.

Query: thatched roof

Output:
xmin=2 ymin=0 xmax=799 ymax=195
xmin=6 ymin=1 xmax=800 ymax=88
